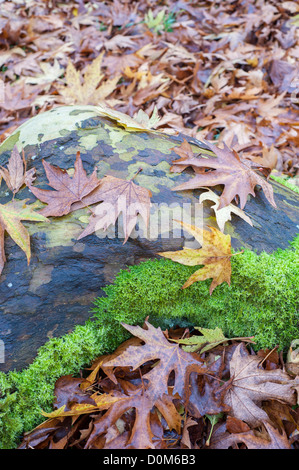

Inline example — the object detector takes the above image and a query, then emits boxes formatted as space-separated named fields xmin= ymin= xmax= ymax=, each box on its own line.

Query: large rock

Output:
xmin=0 ymin=105 xmax=298 ymax=372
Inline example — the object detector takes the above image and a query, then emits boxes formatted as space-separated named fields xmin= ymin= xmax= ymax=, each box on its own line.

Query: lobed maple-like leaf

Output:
xmin=170 ymin=138 xmax=212 ymax=173
xmin=95 ymin=104 xmax=161 ymax=132
xmin=0 ymin=145 xmax=36 ymax=195
xmin=84 ymin=389 xmax=180 ymax=449
xmin=158 ymin=221 xmax=239 ymax=294
xmin=199 ymin=187 xmax=253 ymax=232
xmin=210 ymin=421 xmax=291 ymax=449
xmin=56 ymin=53 xmax=120 ymax=105
xmin=171 ymin=140 xmax=277 ymax=210
xmin=222 ymin=343 xmax=299 ymax=427
xmin=0 ymin=199 xmax=48 ymax=276
xmin=76 ymin=174 xmax=152 ymax=243
xmin=103 ymin=320 xmax=207 ymax=402
xmin=29 ymin=152 xmax=101 ymax=217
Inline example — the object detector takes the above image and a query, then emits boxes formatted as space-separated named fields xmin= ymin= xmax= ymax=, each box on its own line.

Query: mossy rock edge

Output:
xmin=0 ymin=106 xmax=298 ymax=372
xmin=0 ymin=234 xmax=299 ymax=449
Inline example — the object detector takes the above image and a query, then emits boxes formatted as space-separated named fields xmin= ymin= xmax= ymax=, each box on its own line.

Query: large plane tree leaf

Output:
xmin=171 ymin=140 xmax=277 ymax=210
xmin=158 ymin=221 xmax=242 ymax=294
xmin=76 ymin=174 xmax=152 ymax=243
xmin=29 ymin=152 xmax=101 ymax=217
xmin=103 ymin=320 xmax=207 ymax=402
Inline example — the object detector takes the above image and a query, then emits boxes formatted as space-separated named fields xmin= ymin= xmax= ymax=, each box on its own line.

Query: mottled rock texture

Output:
xmin=0 ymin=106 xmax=298 ymax=371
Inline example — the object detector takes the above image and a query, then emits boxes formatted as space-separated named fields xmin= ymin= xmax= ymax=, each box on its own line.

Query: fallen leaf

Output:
xmin=210 ymin=421 xmax=291 ymax=449
xmin=245 ymin=144 xmax=278 ymax=173
xmin=172 ymin=326 xmax=255 ymax=353
xmin=29 ymin=152 xmax=101 ymax=217
xmin=0 ymin=145 xmax=36 ymax=195
xmin=56 ymin=53 xmax=120 ymax=105
xmin=171 ymin=140 xmax=277 ymax=210
xmin=95 ymin=104 xmax=161 ymax=132
xmin=286 ymin=339 xmax=299 ymax=377
xmin=76 ymin=174 xmax=152 ymax=243
xmin=103 ymin=320 xmax=207 ymax=402
xmin=25 ymin=59 xmax=63 ymax=86
xmin=199 ymin=187 xmax=253 ymax=232
xmin=84 ymin=389 xmax=178 ymax=449
xmin=158 ymin=221 xmax=241 ymax=294
xmin=0 ymin=199 xmax=48 ymax=276
xmin=222 ymin=343 xmax=299 ymax=427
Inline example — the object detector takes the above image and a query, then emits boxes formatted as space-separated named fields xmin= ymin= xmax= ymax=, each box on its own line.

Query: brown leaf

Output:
xmin=245 ymin=145 xmax=278 ymax=173
xmin=84 ymin=389 xmax=179 ymax=449
xmin=171 ymin=140 xmax=277 ymax=209
xmin=29 ymin=152 xmax=101 ymax=217
xmin=210 ymin=421 xmax=291 ymax=449
xmin=76 ymin=174 xmax=152 ymax=243
xmin=0 ymin=145 xmax=35 ymax=195
xmin=226 ymin=416 xmax=250 ymax=434
xmin=103 ymin=321 xmax=207 ymax=402
xmin=53 ymin=375 xmax=97 ymax=412
xmin=222 ymin=344 xmax=298 ymax=427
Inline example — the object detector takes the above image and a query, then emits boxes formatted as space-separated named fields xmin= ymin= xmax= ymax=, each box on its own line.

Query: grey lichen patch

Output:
xmin=126 ymin=161 xmax=179 ymax=193
xmin=114 ymin=132 xmax=175 ymax=162
xmin=78 ymin=134 xmax=99 ymax=151
xmin=0 ymin=106 xmax=100 ymax=152
xmin=26 ymin=209 xmax=86 ymax=248
xmin=64 ymin=144 xmax=88 ymax=155
xmin=117 ymin=149 xmax=138 ymax=162
xmin=28 ymin=264 xmax=54 ymax=294
xmin=95 ymin=160 xmax=111 ymax=179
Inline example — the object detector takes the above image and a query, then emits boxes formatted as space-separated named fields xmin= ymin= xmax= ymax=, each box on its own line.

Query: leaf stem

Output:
xmin=130 ymin=168 xmax=143 ymax=181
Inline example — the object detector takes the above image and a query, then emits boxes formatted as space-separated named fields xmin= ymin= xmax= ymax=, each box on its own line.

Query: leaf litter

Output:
xmin=18 ymin=320 xmax=299 ymax=449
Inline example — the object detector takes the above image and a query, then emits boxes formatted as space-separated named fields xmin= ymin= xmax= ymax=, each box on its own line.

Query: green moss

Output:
xmin=270 ymin=174 xmax=299 ymax=194
xmin=0 ymin=236 xmax=298 ymax=448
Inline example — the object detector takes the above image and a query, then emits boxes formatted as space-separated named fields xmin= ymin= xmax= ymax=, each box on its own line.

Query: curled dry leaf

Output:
xmin=199 ymin=187 xmax=253 ymax=232
xmin=0 ymin=145 xmax=36 ymax=195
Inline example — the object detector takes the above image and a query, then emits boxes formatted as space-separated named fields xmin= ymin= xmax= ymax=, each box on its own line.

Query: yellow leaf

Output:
xmin=57 ymin=53 xmax=120 ymax=105
xmin=158 ymin=221 xmax=242 ymax=294
xmin=0 ymin=200 xmax=49 ymax=275
xmin=41 ymin=393 xmax=121 ymax=418
xmin=95 ymin=104 xmax=160 ymax=132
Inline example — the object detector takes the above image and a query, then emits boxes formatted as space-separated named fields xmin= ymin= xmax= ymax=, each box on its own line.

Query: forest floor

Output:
xmin=0 ymin=0 xmax=298 ymax=181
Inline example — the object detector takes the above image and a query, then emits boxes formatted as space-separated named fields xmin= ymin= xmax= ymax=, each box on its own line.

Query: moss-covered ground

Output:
xmin=0 ymin=235 xmax=298 ymax=448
